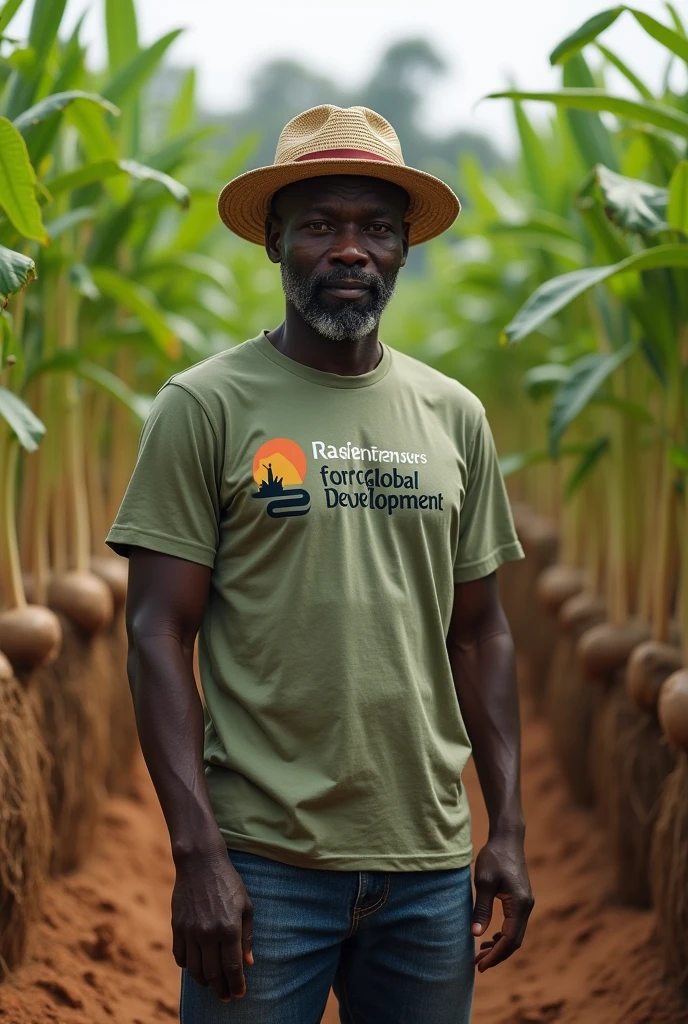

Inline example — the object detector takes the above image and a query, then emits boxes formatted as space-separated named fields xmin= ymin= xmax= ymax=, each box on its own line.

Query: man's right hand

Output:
xmin=171 ymin=845 xmax=254 ymax=1002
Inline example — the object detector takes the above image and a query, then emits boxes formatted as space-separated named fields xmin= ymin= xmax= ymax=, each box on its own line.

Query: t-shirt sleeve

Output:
xmin=453 ymin=410 xmax=524 ymax=583
xmin=106 ymin=381 xmax=222 ymax=568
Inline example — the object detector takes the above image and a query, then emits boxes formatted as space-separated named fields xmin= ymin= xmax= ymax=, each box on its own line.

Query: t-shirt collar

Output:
xmin=252 ymin=330 xmax=392 ymax=390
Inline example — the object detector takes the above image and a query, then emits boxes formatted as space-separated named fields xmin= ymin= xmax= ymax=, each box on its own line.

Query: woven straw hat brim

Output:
xmin=218 ymin=159 xmax=461 ymax=247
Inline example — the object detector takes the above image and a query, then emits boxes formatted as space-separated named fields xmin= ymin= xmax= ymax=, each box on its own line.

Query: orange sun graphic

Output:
xmin=253 ymin=438 xmax=307 ymax=488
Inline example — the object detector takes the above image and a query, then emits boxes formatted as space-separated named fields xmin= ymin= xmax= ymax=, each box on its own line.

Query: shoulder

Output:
xmin=388 ymin=346 xmax=486 ymax=427
xmin=154 ymin=338 xmax=260 ymax=433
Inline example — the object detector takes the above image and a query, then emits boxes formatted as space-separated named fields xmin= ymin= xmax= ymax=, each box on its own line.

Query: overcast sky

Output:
xmin=11 ymin=0 xmax=685 ymax=153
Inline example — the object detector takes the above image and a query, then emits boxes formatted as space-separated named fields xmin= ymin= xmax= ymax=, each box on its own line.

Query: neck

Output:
xmin=266 ymin=303 xmax=383 ymax=376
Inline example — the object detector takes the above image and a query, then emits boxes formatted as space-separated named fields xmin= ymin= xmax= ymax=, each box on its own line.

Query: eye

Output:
xmin=368 ymin=223 xmax=392 ymax=235
xmin=307 ymin=221 xmax=331 ymax=232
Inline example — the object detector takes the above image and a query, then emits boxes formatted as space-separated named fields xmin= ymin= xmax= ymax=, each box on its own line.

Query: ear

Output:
xmin=265 ymin=214 xmax=282 ymax=263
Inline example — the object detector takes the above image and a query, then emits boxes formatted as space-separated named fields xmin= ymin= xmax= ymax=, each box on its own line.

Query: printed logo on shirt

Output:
xmin=252 ymin=438 xmax=311 ymax=517
xmin=252 ymin=437 xmax=445 ymax=519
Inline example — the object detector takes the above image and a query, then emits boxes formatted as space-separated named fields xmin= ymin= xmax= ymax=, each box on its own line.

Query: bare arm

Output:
xmin=126 ymin=547 xmax=253 ymax=1001
xmin=447 ymin=571 xmax=534 ymax=972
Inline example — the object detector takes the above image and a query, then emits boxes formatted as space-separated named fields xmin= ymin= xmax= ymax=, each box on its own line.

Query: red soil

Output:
xmin=1 ymin=706 xmax=686 ymax=1024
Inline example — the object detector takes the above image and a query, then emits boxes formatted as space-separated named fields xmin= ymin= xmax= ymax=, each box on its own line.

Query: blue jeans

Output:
xmin=180 ymin=848 xmax=475 ymax=1023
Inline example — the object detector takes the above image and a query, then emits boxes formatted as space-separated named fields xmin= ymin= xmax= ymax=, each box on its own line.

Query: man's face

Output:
xmin=265 ymin=175 xmax=410 ymax=342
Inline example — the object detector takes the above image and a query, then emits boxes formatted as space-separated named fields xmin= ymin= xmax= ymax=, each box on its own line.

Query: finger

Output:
xmin=172 ymin=931 xmax=187 ymax=970
xmin=202 ymin=942 xmax=231 ymax=1003
xmin=186 ymin=941 xmax=206 ymax=987
xmin=242 ymin=904 xmax=254 ymax=966
xmin=222 ymin=935 xmax=247 ymax=998
xmin=476 ymin=933 xmax=517 ymax=972
xmin=471 ymin=873 xmax=498 ymax=937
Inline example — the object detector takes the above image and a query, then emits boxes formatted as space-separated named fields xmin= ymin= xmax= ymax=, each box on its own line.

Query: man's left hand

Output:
xmin=471 ymin=834 xmax=534 ymax=972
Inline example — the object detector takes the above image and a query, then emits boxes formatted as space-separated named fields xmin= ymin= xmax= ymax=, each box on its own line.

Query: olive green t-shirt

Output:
xmin=107 ymin=331 xmax=523 ymax=871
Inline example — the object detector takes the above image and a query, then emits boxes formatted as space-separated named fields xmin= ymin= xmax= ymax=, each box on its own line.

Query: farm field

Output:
xmin=0 ymin=691 xmax=684 ymax=1024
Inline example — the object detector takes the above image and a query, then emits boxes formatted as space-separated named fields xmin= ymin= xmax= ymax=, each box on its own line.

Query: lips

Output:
xmin=321 ymin=280 xmax=372 ymax=299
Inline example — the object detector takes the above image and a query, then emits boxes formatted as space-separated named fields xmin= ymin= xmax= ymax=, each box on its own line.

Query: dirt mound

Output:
xmin=1 ymin=708 xmax=686 ymax=1024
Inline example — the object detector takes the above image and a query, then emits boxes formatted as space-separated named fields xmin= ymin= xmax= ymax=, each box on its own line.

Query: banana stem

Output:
xmin=2 ymin=433 xmax=27 ymax=610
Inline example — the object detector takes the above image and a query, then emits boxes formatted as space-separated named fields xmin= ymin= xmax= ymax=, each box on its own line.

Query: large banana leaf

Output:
xmin=487 ymin=89 xmax=688 ymax=140
xmin=548 ymin=346 xmax=635 ymax=455
xmin=594 ymin=165 xmax=669 ymax=233
xmin=102 ymin=29 xmax=183 ymax=108
xmin=0 ymin=116 xmax=47 ymax=243
xmin=668 ymin=161 xmax=688 ymax=232
xmin=0 ymin=383 xmax=44 ymax=449
xmin=89 ymin=266 xmax=179 ymax=357
xmin=503 ymin=243 xmax=688 ymax=343
xmin=0 ymin=243 xmax=36 ymax=306
xmin=550 ymin=7 xmax=688 ymax=66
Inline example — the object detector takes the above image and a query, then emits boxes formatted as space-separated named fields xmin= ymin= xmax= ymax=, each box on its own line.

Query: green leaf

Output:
xmin=0 ymin=244 xmax=36 ymax=306
xmin=564 ymin=437 xmax=610 ymax=497
xmin=45 ymin=206 xmax=97 ymax=242
xmin=503 ymin=244 xmax=688 ymax=343
xmin=3 ymin=0 xmax=68 ymax=119
xmin=591 ymin=394 xmax=655 ymax=423
xmin=594 ymin=164 xmax=669 ymax=233
xmin=669 ymin=445 xmax=688 ymax=472
xmin=168 ymin=68 xmax=196 ymax=136
xmin=665 ymin=4 xmax=686 ymax=36
xmin=74 ymin=361 xmax=152 ymax=421
xmin=486 ymin=89 xmax=688 ymax=140
xmin=667 ymin=161 xmax=688 ymax=232
xmin=499 ymin=441 xmax=596 ymax=477
xmin=549 ymin=346 xmax=635 ymax=455
xmin=0 ymin=117 xmax=47 ymax=243
xmin=594 ymin=43 xmax=653 ymax=99
xmin=102 ymin=29 xmax=183 ymax=108
xmin=105 ymin=0 xmax=139 ymax=73
xmin=46 ymin=159 xmax=124 ymax=196
xmin=66 ymin=100 xmax=120 ymax=161
xmin=562 ymin=54 xmax=619 ymax=171
xmin=629 ymin=9 xmax=688 ymax=66
xmin=512 ymin=100 xmax=550 ymax=201
xmin=13 ymin=90 xmax=119 ymax=134
xmin=118 ymin=159 xmax=190 ymax=208
xmin=0 ymin=0 xmax=27 ymax=33
xmin=0 ymin=384 xmax=44 ymax=450
xmin=89 ymin=266 xmax=179 ymax=357
xmin=550 ymin=7 xmax=624 ymax=65
xmin=523 ymin=363 xmax=570 ymax=400
xmin=25 ymin=349 xmax=153 ymax=421
xmin=68 ymin=262 xmax=100 ymax=301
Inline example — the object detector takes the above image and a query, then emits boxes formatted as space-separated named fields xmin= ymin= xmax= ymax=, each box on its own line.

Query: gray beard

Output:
xmin=280 ymin=263 xmax=398 ymax=342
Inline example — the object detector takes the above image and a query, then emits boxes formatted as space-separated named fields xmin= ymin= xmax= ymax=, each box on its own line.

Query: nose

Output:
xmin=329 ymin=229 xmax=369 ymax=268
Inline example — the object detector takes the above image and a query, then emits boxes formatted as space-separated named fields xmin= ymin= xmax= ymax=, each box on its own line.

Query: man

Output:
xmin=107 ymin=104 xmax=533 ymax=1024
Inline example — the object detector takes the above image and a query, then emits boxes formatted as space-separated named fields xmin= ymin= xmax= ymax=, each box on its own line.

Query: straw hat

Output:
xmin=218 ymin=104 xmax=461 ymax=247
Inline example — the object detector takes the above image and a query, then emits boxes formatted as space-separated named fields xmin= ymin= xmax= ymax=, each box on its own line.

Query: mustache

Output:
xmin=312 ymin=267 xmax=382 ymax=293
